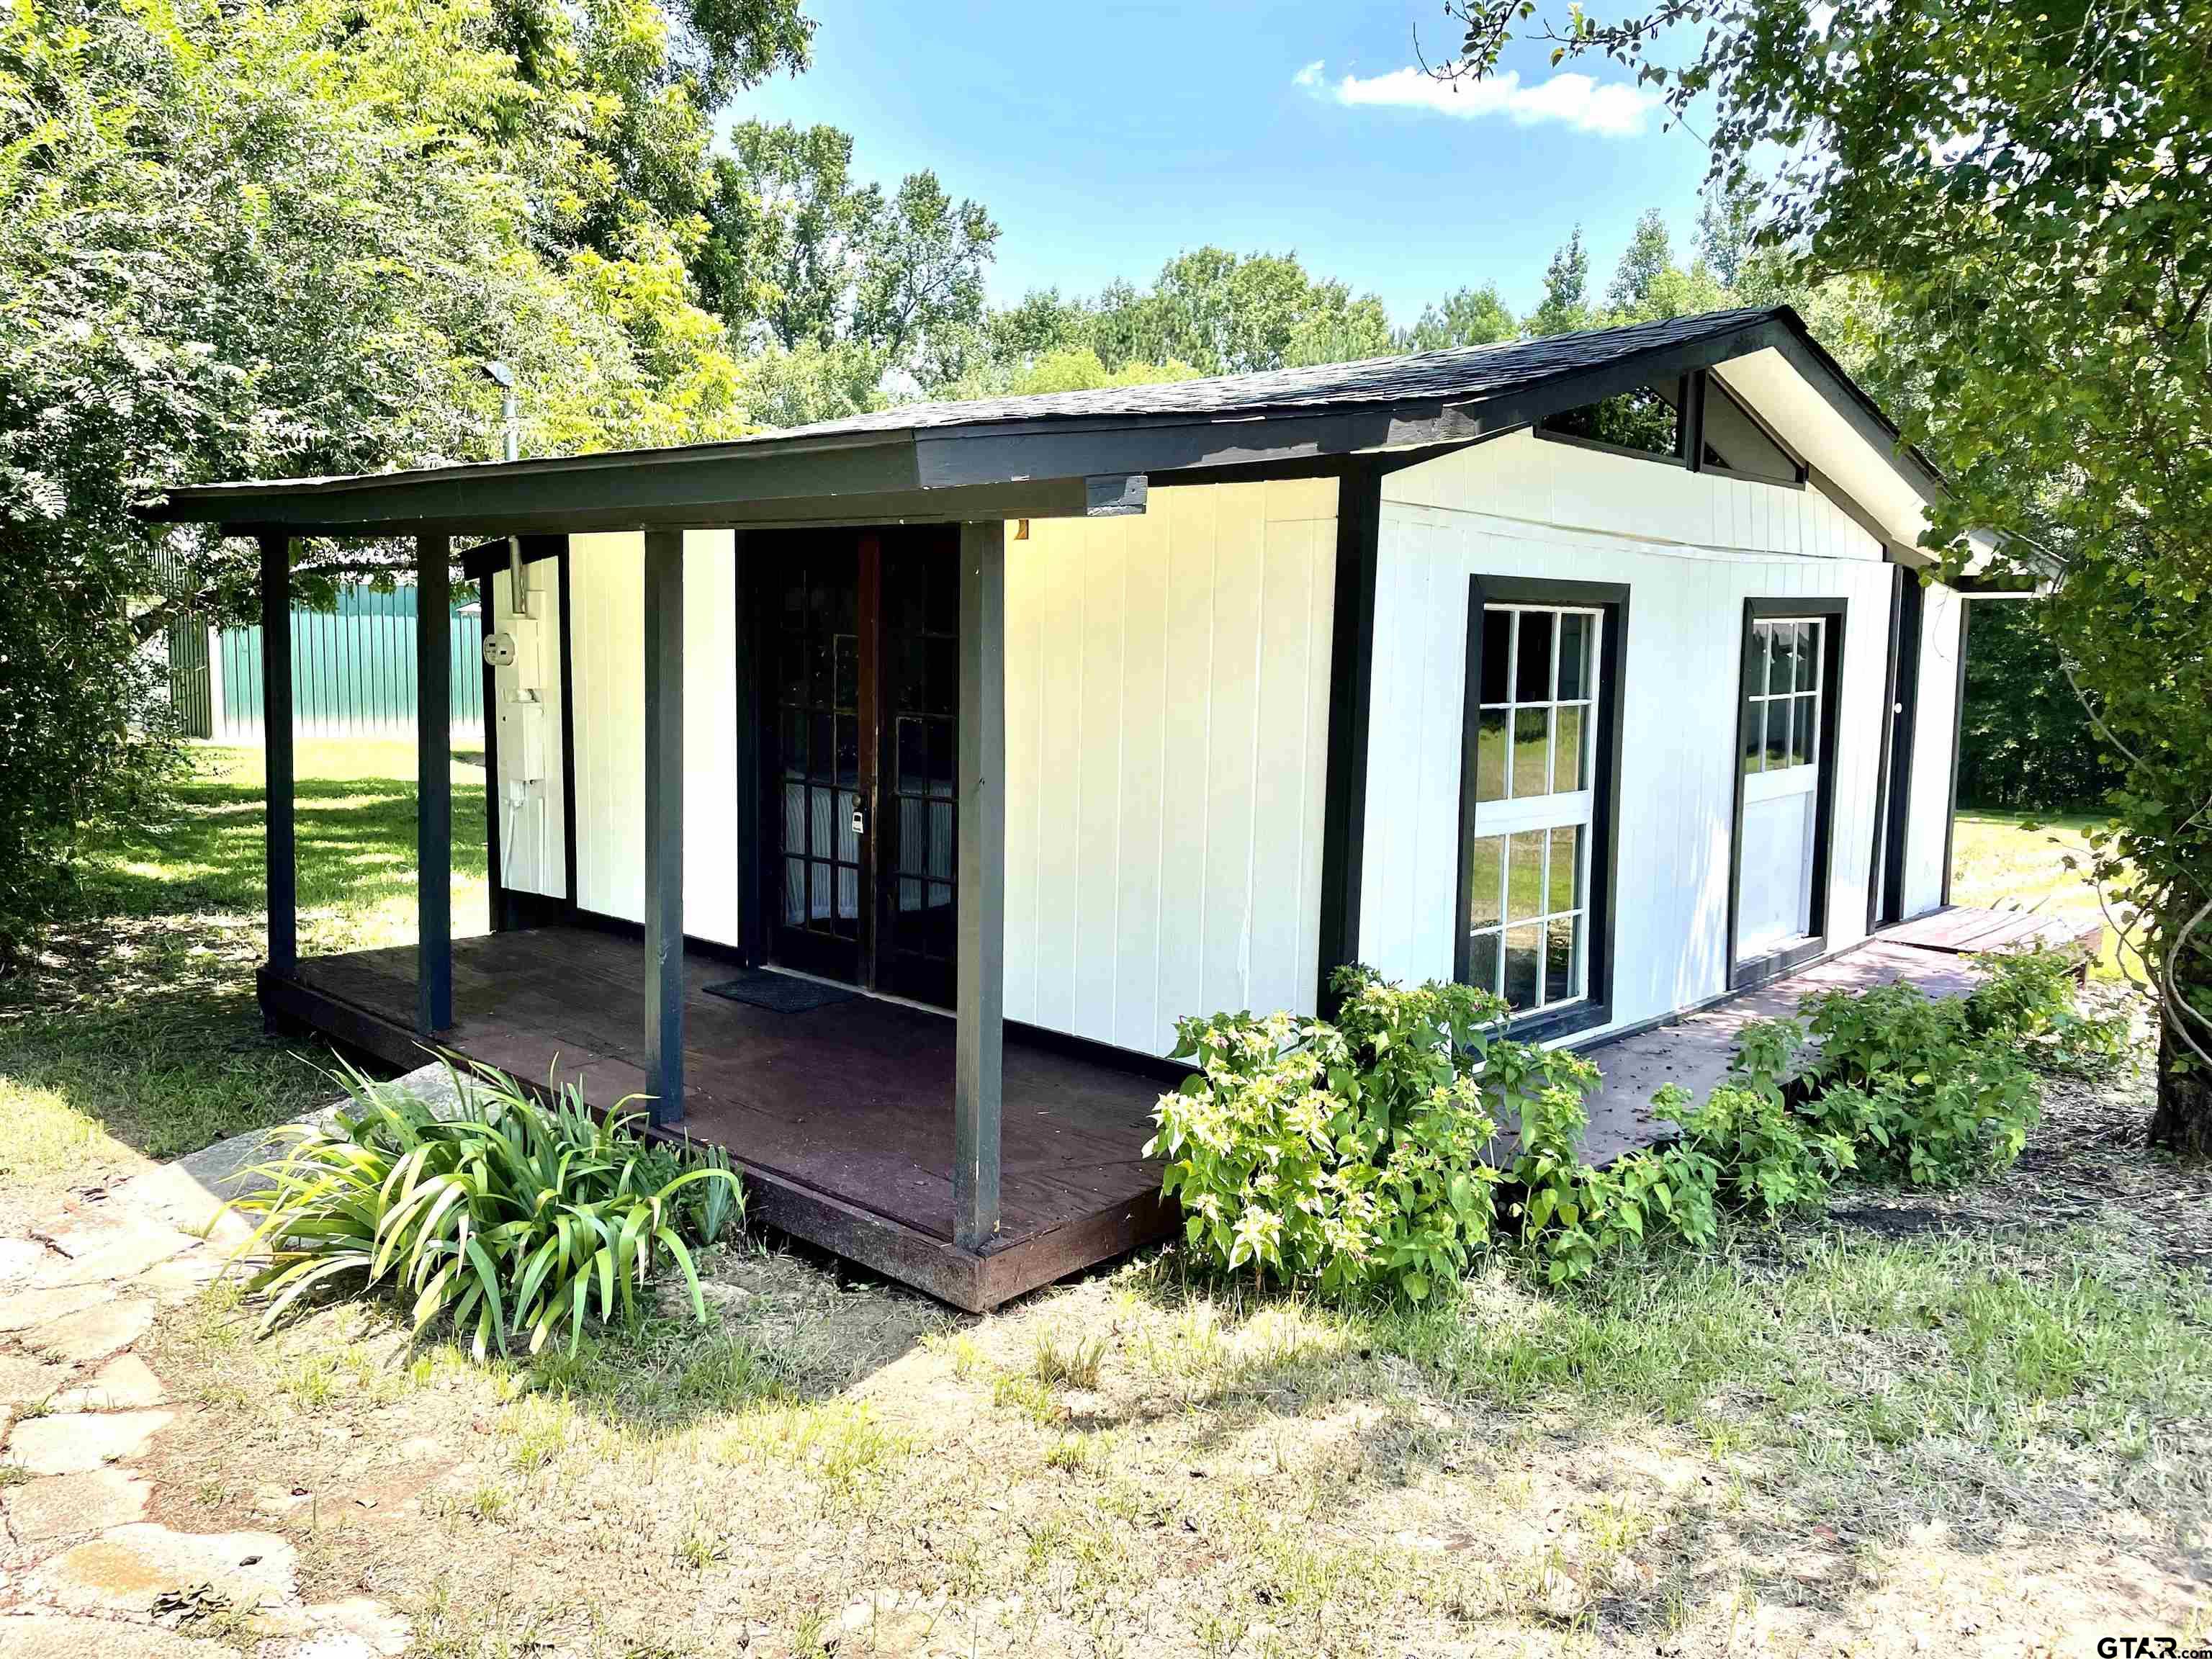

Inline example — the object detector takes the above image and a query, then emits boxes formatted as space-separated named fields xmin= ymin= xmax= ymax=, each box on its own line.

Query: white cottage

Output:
xmin=150 ymin=305 xmax=1980 ymax=1308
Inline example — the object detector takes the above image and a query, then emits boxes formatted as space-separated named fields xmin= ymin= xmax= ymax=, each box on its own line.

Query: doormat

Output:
xmin=703 ymin=968 xmax=857 ymax=1015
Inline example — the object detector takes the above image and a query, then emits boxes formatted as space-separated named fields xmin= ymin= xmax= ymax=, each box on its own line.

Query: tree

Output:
xmin=697 ymin=121 xmax=998 ymax=391
xmin=1525 ymin=228 xmax=1592 ymax=336
xmin=1606 ymin=209 xmax=1674 ymax=314
xmin=1089 ymin=249 xmax=1394 ymax=374
xmin=1398 ymin=284 xmax=1518 ymax=351
xmin=1429 ymin=0 xmax=2212 ymax=1155
xmin=1956 ymin=603 xmax=2125 ymax=814
xmin=0 ymin=0 xmax=799 ymax=956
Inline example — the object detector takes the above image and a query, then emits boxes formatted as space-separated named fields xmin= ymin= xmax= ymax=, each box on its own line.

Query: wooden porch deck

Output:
xmin=258 ymin=926 xmax=1174 ymax=1312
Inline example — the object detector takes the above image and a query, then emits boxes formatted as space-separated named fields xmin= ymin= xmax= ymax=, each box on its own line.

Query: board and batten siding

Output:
xmin=1362 ymin=432 xmax=1897 ymax=1037
xmin=1899 ymin=580 xmax=1966 ymax=919
xmin=556 ymin=530 xmax=742 ymax=948
xmin=1004 ymin=479 xmax=1338 ymax=1056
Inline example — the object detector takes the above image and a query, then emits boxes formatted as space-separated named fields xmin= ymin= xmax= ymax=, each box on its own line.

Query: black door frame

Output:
xmin=1871 ymin=567 xmax=1924 ymax=930
xmin=739 ymin=526 xmax=958 ymax=1005
xmin=1727 ymin=595 xmax=1848 ymax=991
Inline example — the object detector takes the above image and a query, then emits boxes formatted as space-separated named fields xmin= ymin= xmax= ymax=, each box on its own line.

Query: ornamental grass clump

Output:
xmin=228 ymin=1059 xmax=742 ymax=1359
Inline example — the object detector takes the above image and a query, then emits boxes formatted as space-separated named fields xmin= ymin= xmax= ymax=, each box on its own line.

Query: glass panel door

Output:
xmin=761 ymin=538 xmax=866 ymax=983
xmin=1736 ymin=615 xmax=1826 ymax=960
xmin=874 ymin=528 xmax=960 ymax=1005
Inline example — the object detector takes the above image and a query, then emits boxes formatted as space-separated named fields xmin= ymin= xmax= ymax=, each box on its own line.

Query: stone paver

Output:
xmin=0 ymin=1240 xmax=48 ymax=1287
xmin=23 ymin=1298 xmax=154 ymax=1365
xmin=30 ymin=1521 xmax=297 ymax=1617
xmin=0 ymin=1285 xmax=105 ymax=1336
xmin=0 ymin=1094 xmax=413 ymax=1658
xmin=0 ymin=1353 xmax=71 ymax=1410
xmin=4 ymin=1468 xmax=151 ymax=1542
xmin=49 ymin=1354 xmax=166 ymax=1413
xmin=45 ymin=1222 xmax=199 ymax=1290
xmin=4 ymin=1408 xmax=174 ymax=1476
xmin=0 ymin=1614 xmax=222 ymax=1658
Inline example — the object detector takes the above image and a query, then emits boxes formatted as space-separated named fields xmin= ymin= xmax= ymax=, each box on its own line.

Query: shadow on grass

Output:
xmin=0 ymin=757 xmax=487 ymax=1174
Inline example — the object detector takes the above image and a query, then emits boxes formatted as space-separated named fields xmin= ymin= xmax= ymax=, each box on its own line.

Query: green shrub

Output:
xmin=1795 ymin=980 xmax=2044 ymax=1186
xmin=229 ymin=1061 xmax=742 ymax=1359
xmin=1964 ymin=944 xmax=2125 ymax=1069
xmin=1674 ymin=1083 xmax=1854 ymax=1215
xmin=1147 ymin=967 xmax=1504 ymax=1300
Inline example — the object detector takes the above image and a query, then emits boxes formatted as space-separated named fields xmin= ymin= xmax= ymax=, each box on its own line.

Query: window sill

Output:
xmin=1498 ymin=999 xmax=1613 ymax=1047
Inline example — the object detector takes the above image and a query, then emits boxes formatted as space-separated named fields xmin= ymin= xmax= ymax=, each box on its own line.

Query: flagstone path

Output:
xmin=0 ymin=1105 xmax=423 ymax=1658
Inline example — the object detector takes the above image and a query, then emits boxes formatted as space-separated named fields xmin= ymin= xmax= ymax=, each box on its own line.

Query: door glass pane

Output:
xmin=1503 ymin=924 xmax=1542 ymax=1010
xmin=809 ymin=860 xmax=830 ymax=922
xmin=1742 ymin=699 xmax=1765 ymax=775
xmin=1548 ymin=824 xmax=1583 ymax=913
xmin=1475 ymin=710 xmax=1509 ymax=801
xmin=1511 ymin=706 xmax=1550 ymax=799
xmin=1467 ymin=835 xmax=1504 ymax=929
xmin=1469 ymin=931 xmax=1501 ymax=999
xmin=1506 ymin=832 xmax=1544 ymax=923
xmin=1769 ymin=623 xmax=1799 ymax=696
xmin=1480 ymin=610 xmax=1512 ymax=703
xmin=1801 ymin=621 xmax=1823 ymax=691
xmin=782 ymin=858 xmax=806 ymax=925
xmin=1789 ymin=694 xmax=1816 ymax=768
xmin=1557 ymin=613 xmax=1590 ymax=700
xmin=1750 ymin=624 xmax=1773 ymax=699
xmin=1545 ymin=916 xmax=1578 ymax=1004
xmin=1555 ymin=703 xmax=1586 ymax=791
xmin=1514 ymin=611 xmax=1553 ymax=703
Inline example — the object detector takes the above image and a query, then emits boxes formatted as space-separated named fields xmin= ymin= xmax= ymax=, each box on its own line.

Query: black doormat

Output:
xmin=703 ymin=968 xmax=858 ymax=1015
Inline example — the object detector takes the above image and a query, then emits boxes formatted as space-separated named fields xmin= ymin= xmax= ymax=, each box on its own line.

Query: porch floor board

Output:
xmin=265 ymin=925 xmax=1172 ymax=1311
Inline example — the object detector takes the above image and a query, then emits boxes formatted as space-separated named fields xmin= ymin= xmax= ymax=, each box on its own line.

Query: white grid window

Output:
xmin=1742 ymin=618 xmax=1825 ymax=775
xmin=1465 ymin=604 xmax=1601 ymax=1015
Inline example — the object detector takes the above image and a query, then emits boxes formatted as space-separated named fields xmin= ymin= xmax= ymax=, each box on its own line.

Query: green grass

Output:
xmin=1950 ymin=808 xmax=2135 ymax=976
xmin=0 ymin=739 xmax=486 ymax=1205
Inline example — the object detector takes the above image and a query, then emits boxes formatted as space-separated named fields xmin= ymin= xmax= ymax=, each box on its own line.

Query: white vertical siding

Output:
xmin=1901 ymin=580 xmax=1966 ymax=917
xmin=488 ymin=560 xmax=566 ymax=898
xmin=1005 ymin=479 xmax=1338 ymax=1054
xmin=1364 ymin=438 xmax=1894 ymax=1038
xmin=566 ymin=531 xmax=741 ymax=948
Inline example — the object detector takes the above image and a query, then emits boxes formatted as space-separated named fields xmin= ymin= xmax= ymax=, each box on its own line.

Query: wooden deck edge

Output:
xmin=256 ymin=964 xmax=1174 ymax=1315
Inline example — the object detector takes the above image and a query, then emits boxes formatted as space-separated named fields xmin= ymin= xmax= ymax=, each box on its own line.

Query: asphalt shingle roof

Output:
xmin=760 ymin=306 xmax=1784 ymax=440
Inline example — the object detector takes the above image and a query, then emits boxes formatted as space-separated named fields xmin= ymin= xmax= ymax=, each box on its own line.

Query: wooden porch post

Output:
xmin=953 ymin=519 xmax=1005 ymax=1250
xmin=643 ymin=528 xmax=685 ymax=1123
xmin=415 ymin=534 xmax=453 ymax=1034
xmin=258 ymin=534 xmax=297 ymax=980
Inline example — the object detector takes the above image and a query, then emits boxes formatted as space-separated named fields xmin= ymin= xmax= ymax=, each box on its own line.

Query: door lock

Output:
xmin=850 ymin=801 xmax=866 ymax=837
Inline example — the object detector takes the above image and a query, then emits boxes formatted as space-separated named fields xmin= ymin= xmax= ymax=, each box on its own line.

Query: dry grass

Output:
xmin=125 ymin=1036 xmax=2211 ymax=1658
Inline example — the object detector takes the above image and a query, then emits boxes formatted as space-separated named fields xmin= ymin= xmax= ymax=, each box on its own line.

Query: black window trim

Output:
xmin=1454 ymin=574 xmax=1629 ymax=1044
xmin=1726 ymin=595 xmax=1848 ymax=991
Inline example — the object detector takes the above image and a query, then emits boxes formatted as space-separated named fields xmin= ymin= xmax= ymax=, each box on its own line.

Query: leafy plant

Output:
xmin=1146 ymin=968 xmax=1505 ymax=1301
xmin=1965 ymin=945 xmax=2125 ymax=1071
xmin=228 ymin=1059 xmax=742 ymax=1359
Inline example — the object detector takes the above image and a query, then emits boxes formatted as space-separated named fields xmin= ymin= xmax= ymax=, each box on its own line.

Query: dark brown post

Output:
xmin=953 ymin=519 xmax=1005 ymax=1249
xmin=258 ymin=533 xmax=297 ymax=979
xmin=416 ymin=534 xmax=453 ymax=1034
xmin=643 ymin=529 xmax=685 ymax=1123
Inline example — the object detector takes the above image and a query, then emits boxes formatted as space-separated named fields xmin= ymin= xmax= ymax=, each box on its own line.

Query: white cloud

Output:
xmin=1298 ymin=61 xmax=1658 ymax=138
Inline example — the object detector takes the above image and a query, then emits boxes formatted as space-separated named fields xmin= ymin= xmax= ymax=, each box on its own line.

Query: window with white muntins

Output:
xmin=1463 ymin=604 xmax=1601 ymax=1015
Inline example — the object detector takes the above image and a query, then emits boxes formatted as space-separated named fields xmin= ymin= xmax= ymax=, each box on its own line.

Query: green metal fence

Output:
xmin=184 ymin=584 xmax=485 ymax=742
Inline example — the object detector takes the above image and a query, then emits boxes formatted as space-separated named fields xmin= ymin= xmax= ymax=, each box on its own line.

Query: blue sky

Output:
xmin=727 ymin=1 xmax=1717 ymax=327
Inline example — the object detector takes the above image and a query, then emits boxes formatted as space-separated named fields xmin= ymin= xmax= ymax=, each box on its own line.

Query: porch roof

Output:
xmin=139 ymin=305 xmax=1946 ymax=539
